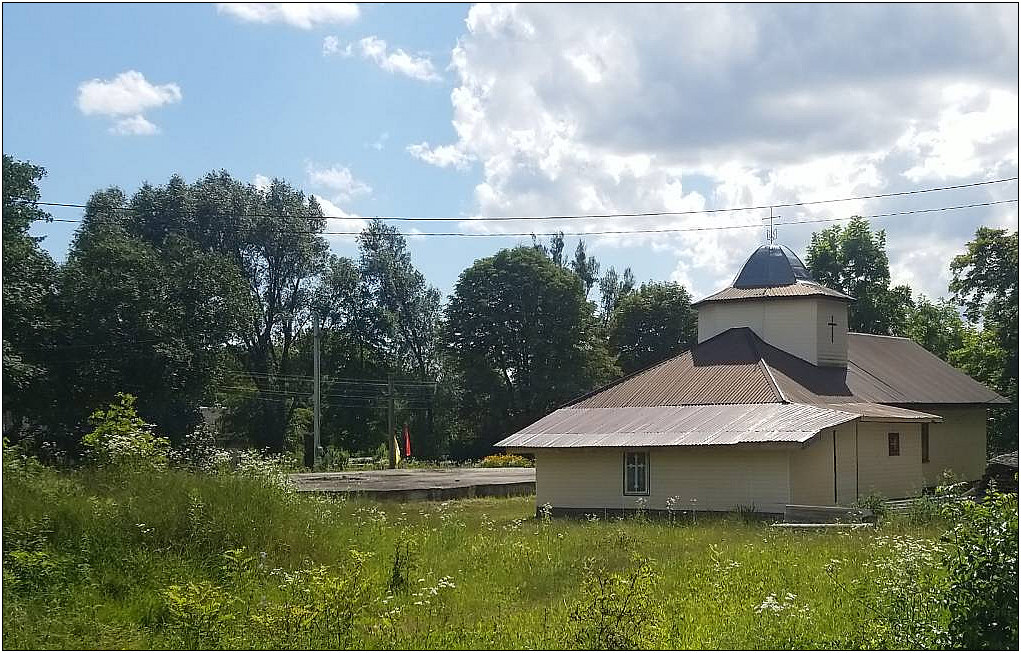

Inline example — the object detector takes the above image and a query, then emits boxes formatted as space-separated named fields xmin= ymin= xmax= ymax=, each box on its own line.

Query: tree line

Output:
xmin=3 ymin=154 xmax=1017 ymax=460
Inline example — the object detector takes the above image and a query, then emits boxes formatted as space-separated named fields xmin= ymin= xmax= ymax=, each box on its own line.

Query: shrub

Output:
xmin=568 ymin=555 xmax=660 ymax=649
xmin=81 ymin=393 xmax=169 ymax=470
xmin=940 ymin=490 xmax=1019 ymax=650
xmin=479 ymin=454 xmax=533 ymax=468
xmin=853 ymin=491 xmax=887 ymax=520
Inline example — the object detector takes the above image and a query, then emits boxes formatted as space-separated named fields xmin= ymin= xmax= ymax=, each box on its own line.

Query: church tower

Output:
xmin=693 ymin=244 xmax=853 ymax=367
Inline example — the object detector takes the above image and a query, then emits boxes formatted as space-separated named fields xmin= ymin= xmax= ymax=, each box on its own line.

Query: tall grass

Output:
xmin=3 ymin=458 xmax=950 ymax=649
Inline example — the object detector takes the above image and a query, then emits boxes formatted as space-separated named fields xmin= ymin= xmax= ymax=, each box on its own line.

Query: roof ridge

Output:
xmin=747 ymin=330 xmax=787 ymax=403
xmin=559 ymin=348 xmax=689 ymax=409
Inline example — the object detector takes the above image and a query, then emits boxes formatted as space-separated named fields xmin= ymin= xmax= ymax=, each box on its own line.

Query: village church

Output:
xmin=496 ymin=244 xmax=1006 ymax=516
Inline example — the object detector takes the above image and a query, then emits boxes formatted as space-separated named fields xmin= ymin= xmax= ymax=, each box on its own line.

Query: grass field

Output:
xmin=1 ymin=459 xmax=954 ymax=649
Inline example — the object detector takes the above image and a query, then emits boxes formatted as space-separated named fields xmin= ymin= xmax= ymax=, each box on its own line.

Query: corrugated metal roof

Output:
xmin=570 ymin=328 xmax=1006 ymax=410
xmin=495 ymin=403 xmax=860 ymax=448
xmin=693 ymin=281 xmax=853 ymax=306
xmin=812 ymin=403 xmax=942 ymax=422
xmin=762 ymin=333 xmax=1009 ymax=405
xmin=571 ymin=329 xmax=781 ymax=408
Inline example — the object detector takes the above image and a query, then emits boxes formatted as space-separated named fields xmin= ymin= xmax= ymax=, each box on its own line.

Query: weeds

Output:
xmin=4 ymin=453 xmax=1014 ymax=650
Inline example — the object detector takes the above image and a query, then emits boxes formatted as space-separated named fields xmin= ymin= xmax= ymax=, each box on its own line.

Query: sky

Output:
xmin=3 ymin=3 xmax=1018 ymax=301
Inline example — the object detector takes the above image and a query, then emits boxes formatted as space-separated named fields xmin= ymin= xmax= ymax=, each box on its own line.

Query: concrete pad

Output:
xmin=289 ymin=467 xmax=536 ymax=502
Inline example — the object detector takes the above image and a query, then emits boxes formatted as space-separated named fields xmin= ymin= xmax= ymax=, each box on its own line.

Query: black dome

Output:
xmin=732 ymin=245 xmax=815 ymax=289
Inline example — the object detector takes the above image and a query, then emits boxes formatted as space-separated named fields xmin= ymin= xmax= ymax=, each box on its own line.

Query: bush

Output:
xmin=81 ymin=393 xmax=170 ymax=470
xmin=568 ymin=555 xmax=660 ymax=649
xmin=853 ymin=491 xmax=887 ymax=520
xmin=479 ymin=454 xmax=533 ymax=468
xmin=940 ymin=490 xmax=1019 ymax=650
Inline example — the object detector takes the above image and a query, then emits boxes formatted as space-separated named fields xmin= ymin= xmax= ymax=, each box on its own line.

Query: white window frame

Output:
xmin=623 ymin=450 xmax=650 ymax=496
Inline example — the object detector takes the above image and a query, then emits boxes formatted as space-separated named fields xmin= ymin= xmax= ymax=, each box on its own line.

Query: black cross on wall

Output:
xmin=828 ymin=315 xmax=838 ymax=343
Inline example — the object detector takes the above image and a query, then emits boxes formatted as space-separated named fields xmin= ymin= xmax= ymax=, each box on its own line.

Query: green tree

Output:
xmin=570 ymin=241 xmax=600 ymax=298
xmin=598 ymin=266 xmax=636 ymax=324
xmin=1 ymin=155 xmax=58 ymax=435
xmin=949 ymin=228 xmax=1018 ymax=453
xmin=443 ymin=247 xmax=617 ymax=457
xmin=608 ymin=282 xmax=697 ymax=374
xmin=55 ymin=185 xmax=251 ymax=445
xmin=806 ymin=217 xmax=914 ymax=334
xmin=905 ymin=296 xmax=967 ymax=361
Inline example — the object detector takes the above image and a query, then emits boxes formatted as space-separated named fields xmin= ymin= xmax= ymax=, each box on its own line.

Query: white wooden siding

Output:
xmin=921 ymin=407 xmax=987 ymax=485
xmin=535 ymin=447 xmax=791 ymax=514
xmin=814 ymin=298 xmax=849 ymax=367
xmin=697 ymin=298 xmax=820 ymax=364
xmin=789 ymin=423 xmax=858 ymax=506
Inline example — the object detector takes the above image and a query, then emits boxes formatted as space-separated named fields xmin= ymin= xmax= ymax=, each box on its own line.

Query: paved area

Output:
xmin=289 ymin=467 xmax=536 ymax=501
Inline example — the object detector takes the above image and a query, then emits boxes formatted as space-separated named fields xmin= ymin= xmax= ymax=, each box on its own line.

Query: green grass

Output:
xmin=3 ymin=461 xmax=944 ymax=649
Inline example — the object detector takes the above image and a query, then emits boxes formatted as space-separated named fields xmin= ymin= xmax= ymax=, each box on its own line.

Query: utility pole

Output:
xmin=387 ymin=373 xmax=396 ymax=468
xmin=312 ymin=312 xmax=321 ymax=468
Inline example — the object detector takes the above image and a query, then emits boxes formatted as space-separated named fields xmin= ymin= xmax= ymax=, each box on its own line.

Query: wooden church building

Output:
xmin=496 ymin=244 xmax=1006 ymax=515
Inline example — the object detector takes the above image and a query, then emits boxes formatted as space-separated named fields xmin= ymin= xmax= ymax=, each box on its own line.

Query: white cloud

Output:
xmin=312 ymin=194 xmax=368 ymax=245
xmin=367 ymin=132 xmax=389 ymax=151
xmin=357 ymin=36 xmax=441 ymax=82
xmin=253 ymin=174 xmax=272 ymax=191
xmin=110 ymin=115 xmax=159 ymax=136
xmin=306 ymin=163 xmax=371 ymax=202
xmin=217 ymin=3 xmax=359 ymax=29
xmin=407 ymin=142 xmax=472 ymax=169
xmin=323 ymin=35 xmax=352 ymax=57
xmin=426 ymin=4 xmax=1018 ymax=301
xmin=77 ymin=70 xmax=181 ymax=135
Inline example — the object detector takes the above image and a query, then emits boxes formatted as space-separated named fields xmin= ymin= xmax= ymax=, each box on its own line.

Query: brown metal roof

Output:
xmin=812 ymin=403 xmax=943 ymax=423
xmin=495 ymin=403 xmax=861 ymax=448
xmin=569 ymin=328 xmax=1006 ymax=409
xmin=761 ymin=333 xmax=1008 ymax=405
xmin=570 ymin=329 xmax=781 ymax=408
xmin=693 ymin=281 xmax=853 ymax=306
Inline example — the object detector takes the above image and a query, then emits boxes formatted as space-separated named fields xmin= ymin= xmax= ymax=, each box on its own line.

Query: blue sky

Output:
xmin=3 ymin=3 xmax=1018 ymax=301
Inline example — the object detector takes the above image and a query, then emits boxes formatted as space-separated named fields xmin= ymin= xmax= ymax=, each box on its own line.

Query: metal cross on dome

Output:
xmin=762 ymin=207 xmax=779 ymax=244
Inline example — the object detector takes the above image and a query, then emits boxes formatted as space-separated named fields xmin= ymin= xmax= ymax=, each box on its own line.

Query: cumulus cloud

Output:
xmin=356 ymin=36 xmax=441 ymax=82
xmin=110 ymin=115 xmax=159 ymax=136
xmin=77 ymin=70 xmax=182 ymax=135
xmin=407 ymin=142 xmax=472 ymax=169
xmin=312 ymin=194 xmax=368 ymax=245
xmin=217 ymin=3 xmax=359 ymax=29
xmin=323 ymin=35 xmax=352 ymax=57
xmin=426 ymin=3 xmax=1018 ymax=300
xmin=306 ymin=163 xmax=372 ymax=202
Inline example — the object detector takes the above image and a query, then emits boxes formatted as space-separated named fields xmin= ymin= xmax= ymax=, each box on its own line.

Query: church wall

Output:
xmin=697 ymin=298 xmax=818 ymax=364
xmin=533 ymin=446 xmax=791 ymax=514
xmin=788 ymin=422 xmax=857 ymax=506
xmin=814 ymin=298 xmax=849 ymax=366
xmin=857 ymin=422 xmax=929 ymax=499
xmin=918 ymin=406 xmax=987 ymax=485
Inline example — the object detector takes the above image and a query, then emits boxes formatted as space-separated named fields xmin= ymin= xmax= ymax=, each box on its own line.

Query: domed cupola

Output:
xmin=732 ymin=245 xmax=815 ymax=288
xmin=694 ymin=243 xmax=854 ymax=368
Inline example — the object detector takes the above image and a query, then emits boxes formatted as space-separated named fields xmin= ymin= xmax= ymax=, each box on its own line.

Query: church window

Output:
xmin=623 ymin=451 xmax=650 ymax=495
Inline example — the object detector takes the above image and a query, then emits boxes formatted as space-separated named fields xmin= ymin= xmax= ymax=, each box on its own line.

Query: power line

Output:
xmin=28 ymin=198 xmax=1021 ymax=239
xmin=20 ymin=176 xmax=1018 ymax=224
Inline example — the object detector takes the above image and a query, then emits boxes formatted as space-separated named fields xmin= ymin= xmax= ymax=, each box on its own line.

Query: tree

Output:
xmin=608 ymin=282 xmax=697 ymax=374
xmin=1 ymin=155 xmax=58 ymax=435
xmin=443 ymin=246 xmax=617 ymax=457
xmin=357 ymin=220 xmax=442 ymax=381
xmin=904 ymin=296 xmax=966 ymax=361
xmin=949 ymin=228 xmax=1018 ymax=453
xmin=598 ymin=266 xmax=636 ymax=324
xmin=570 ymin=241 xmax=600 ymax=297
xmin=55 ymin=185 xmax=252 ymax=446
xmin=806 ymin=217 xmax=914 ymax=335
